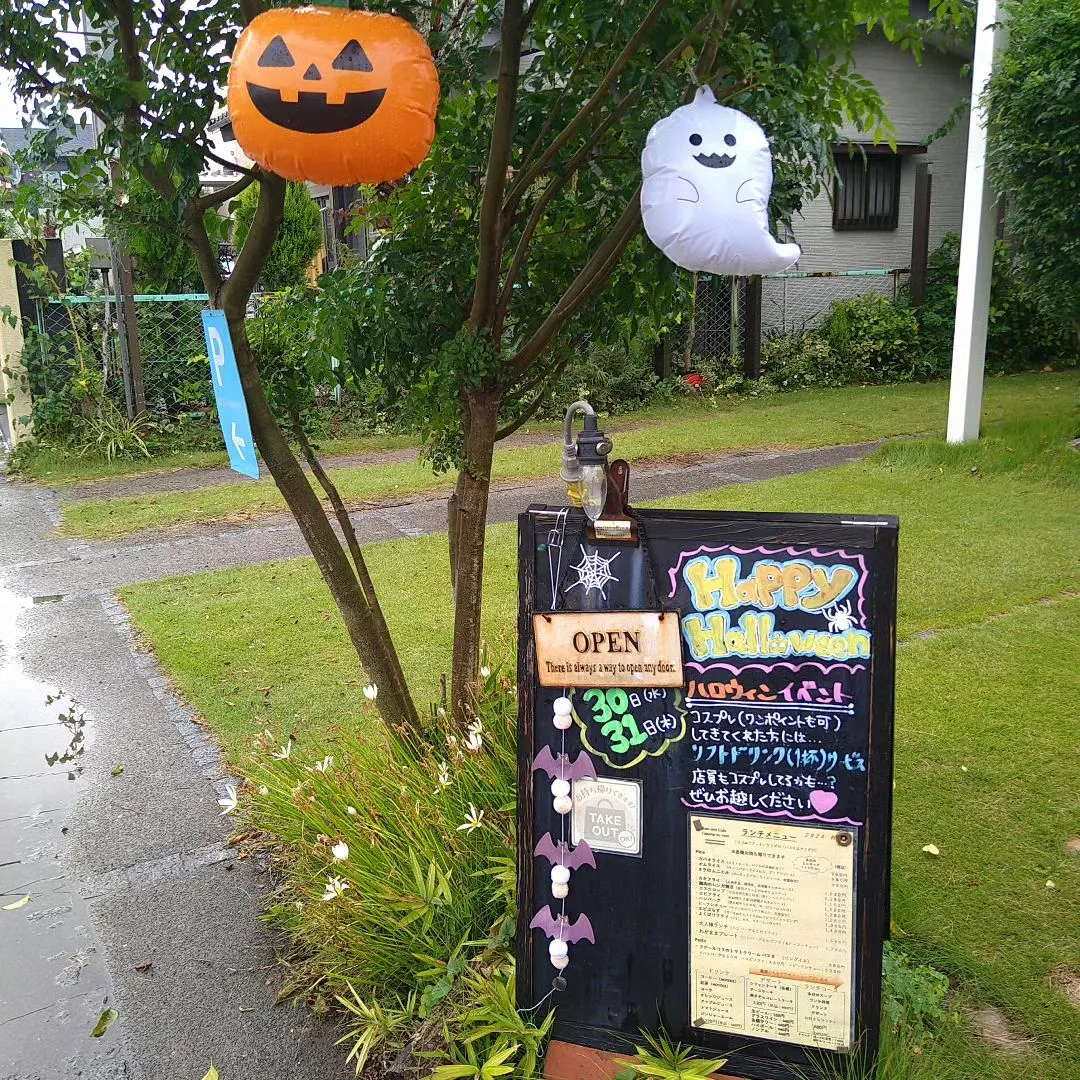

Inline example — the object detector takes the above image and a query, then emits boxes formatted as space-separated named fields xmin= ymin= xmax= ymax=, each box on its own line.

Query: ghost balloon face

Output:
xmin=641 ymin=87 xmax=801 ymax=276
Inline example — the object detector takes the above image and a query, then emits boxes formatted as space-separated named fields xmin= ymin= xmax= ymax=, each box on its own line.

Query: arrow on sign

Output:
xmin=231 ymin=421 xmax=247 ymax=461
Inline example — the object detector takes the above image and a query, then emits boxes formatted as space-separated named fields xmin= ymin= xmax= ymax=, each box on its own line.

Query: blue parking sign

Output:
xmin=202 ymin=310 xmax=260 ymax=479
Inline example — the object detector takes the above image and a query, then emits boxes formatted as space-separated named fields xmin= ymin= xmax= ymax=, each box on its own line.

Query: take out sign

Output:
xmin=533 ymin=611 xmax=684 ymax=688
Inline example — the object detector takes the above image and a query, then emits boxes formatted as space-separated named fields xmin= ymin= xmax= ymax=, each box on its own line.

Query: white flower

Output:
xmin=321 ymin=876 xmax=350 ymax=901
xmin=480 ymin=666 xmax=491 ymax=679
xmin=457 ymin=803 xmax=485 ymax=832
xmin=217 ymin=784 xmax=239 ymax=815
xmin=346 ymin=805 xmax=358 ymax=816
xmin=434 ymin=761 xmax=452 ymax=793
xmin=363 ymin=684 xmax=378 ymax=701
xmin=272 ymin=739 xmax=293 ymax=760
xmin=258 ymin=785 xmax=269 ymax=796
xmin=331 ymin=840 xmax=349 ymax=862
xmin=313 ymin=755 xmax=334 ymax=773
xmin=464 ymin=721 xmax=483 ymax=752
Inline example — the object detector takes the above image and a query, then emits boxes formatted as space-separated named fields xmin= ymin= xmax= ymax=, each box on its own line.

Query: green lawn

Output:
xmin=18 ymin=430 xmax=418 ymax=486
xmin=120 ymin=391 xmax=1080 ymax=1077
xmin=66 ymin=373 xmax=1072 ymax=540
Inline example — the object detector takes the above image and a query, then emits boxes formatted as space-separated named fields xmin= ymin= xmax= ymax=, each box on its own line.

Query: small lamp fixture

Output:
xmin=560 ymin=401 xmax=612 ymax=522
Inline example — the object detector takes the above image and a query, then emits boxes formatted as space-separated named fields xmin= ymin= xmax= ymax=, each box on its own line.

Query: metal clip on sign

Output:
xmin=560 ymin=400 xmax=638 ymax=544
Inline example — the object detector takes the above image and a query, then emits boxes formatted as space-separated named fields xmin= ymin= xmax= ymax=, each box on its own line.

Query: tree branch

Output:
xmin=503 ymin=0 xmax=669 ymax=213
xmin=221 ymin=173 xmax=284 ymax=318
xmin=495 ymin=13 xmax=714 ymax=334
xmin=494 ymin=354 xmax=569 ymax=440
xmin=523 ymin=0 xmax=544 ymax=33
xmin=198 ymin=143 xmax=260 ymax=179
xmin=518 ymin=43 xmax=591 ymax=175
xmin=195 ymin=172 xmax=257 ymax=212
xmin=239 ymin=0 xmax=267 ymax=22
xmin=493 ymin=175 xmax=561 ymax=336
xmin=184 ymin=200 xmax=225 ymax=301
xmin=507 ymin=187 xmax=642 ymax=379
xmin=468 ymin=0 xmax=527 ymax=330
xmin=287 ymin=411 xmax=411 ymax=704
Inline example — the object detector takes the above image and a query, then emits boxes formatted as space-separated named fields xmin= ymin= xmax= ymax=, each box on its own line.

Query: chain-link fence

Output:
xmin=761 ymin=268 xmax=908 ymax=336
xmin=31 ymin=293 xmax=212 ymax=420
xmin=667 ymin=274 xmax=745 ymax=367
xmin=667 ymin=267 xmax=909 ymax=371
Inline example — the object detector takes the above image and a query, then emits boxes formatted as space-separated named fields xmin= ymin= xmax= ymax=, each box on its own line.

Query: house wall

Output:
xmin=0 ymin=240 xmax=32 ymax=446
xmin=763 ymin=35 xmax=971 ymax=332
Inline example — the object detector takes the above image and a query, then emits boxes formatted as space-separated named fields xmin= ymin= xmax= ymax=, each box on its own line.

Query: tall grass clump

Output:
xmin=230 ymin=663 xmax=550 ymax=1075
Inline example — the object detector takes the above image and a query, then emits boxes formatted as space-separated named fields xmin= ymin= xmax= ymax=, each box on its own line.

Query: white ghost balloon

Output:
xmin=641 ymin=87 xmax=801 ymax=276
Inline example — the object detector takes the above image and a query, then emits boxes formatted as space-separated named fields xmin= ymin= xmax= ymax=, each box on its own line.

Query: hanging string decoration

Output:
xmin=640 ymin=86 xmax=802 ymax=275
xmin=529 ymin=696 xmax=598 ymax=971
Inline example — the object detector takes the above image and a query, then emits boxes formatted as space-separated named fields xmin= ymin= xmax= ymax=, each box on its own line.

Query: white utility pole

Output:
xmin=946 ymin=0 xmax=1005 ymax=444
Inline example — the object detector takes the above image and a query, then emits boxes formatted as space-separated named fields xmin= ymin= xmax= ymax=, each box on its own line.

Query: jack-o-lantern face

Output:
xmin=228 ymin=7 xmax=439 ymax=187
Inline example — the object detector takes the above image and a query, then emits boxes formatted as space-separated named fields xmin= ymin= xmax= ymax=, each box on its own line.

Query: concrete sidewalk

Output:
xmin=8 ymin=441 xmax=880 ymax=600
xmin=0 ymin=470 xmax=345 ymax=1080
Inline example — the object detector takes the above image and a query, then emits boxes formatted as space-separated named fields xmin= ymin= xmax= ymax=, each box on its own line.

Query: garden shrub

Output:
xmin=822 ymin=292 xmax=925 ymax=384
xmin=234 ymin=665 xmax=966 ymax=1078
xmin=541 ymin=335 xmax=674 ymax=418
xmin=917 ymin=233 xmax=1077 ymax=374
xmin=758 ymin=332 xmax=846 ymax=390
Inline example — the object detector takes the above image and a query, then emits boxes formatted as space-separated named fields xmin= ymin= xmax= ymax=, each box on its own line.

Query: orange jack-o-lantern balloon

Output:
xmin=228 ymin=7 xmax=439 ymax=186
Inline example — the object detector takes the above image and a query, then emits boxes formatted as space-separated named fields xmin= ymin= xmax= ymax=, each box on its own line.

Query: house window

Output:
xmin=832 ymin=151 xmax=901 ymax=230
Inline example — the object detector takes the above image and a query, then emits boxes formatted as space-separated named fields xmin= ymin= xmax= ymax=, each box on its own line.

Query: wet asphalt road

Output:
xmin=0 ymin=439 xmax=878 ymax=1078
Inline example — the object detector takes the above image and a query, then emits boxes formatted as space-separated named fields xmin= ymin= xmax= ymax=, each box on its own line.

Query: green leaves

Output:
xmin=390 ymin=850 xmax=454 ymax=934
xmin=986 ymin=0 xmax=1080 ymax=334
xmin=90 ymin=1007 xmax=119 ymax=1038
xmin=616 ymin=1029 xmax=728 ymax=1078
xmin=233 ymin=182 xmax=322 ymax=292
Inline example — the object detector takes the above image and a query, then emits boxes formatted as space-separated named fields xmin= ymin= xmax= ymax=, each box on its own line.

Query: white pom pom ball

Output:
xmin=551 ymin=865 xmax=571 ymax=885
xmin=553 ymin=794 xmax=573 ymax=815
xmin=550 ymin=778 xmax=570 ymax=798
xmin=552 ymin=698 xmax=573 ymax=730
xmin=551 ymin=881 xmax=569 ymax=899
xmin=548 ymin=938 xmax=568 ymax=959
xmin=551 ymin=954 xmax=570 ymax=970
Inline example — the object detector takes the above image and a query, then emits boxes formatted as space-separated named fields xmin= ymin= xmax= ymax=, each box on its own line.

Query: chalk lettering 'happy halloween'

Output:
xmin=679 ymin=553 xmax=872 ymax=661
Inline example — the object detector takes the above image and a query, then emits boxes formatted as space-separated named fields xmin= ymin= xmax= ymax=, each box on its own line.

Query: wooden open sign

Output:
xmin=533 ymin=611 xmax=683 ymax=688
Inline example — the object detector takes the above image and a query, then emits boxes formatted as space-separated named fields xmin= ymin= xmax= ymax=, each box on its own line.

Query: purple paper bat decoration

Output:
xmin=534 ymin=833 xmax=596 ymax=871
xmin=531 ymin=746 xmax=596 ymax=782
xmin=529 ymin=905 xmax=596 ymax=945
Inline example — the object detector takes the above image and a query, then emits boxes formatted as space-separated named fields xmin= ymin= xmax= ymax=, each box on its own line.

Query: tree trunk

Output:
xmin=226 ymin=313 xmax=421 ymax=733
xmin=450 ymin=388 xmax=501 ymax=720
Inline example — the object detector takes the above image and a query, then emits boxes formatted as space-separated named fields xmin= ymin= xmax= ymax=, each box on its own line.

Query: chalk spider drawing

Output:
xmin=566 ymin=546 xmax=620 ymax=600
xmin=823 ymin=600 xmax=858 ymax=633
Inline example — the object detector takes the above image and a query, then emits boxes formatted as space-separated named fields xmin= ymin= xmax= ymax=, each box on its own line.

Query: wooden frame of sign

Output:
xmin=517 ymin=505 xmax=899 ymax=1080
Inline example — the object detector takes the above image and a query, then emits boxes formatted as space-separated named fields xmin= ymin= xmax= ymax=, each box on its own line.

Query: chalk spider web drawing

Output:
xmin=566 ymin=546 xmax=620 ymax=599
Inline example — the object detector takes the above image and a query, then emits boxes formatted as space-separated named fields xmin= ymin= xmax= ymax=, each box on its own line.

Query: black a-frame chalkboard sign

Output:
xmin=517 ymin=505 xmax=899 ymax=1079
